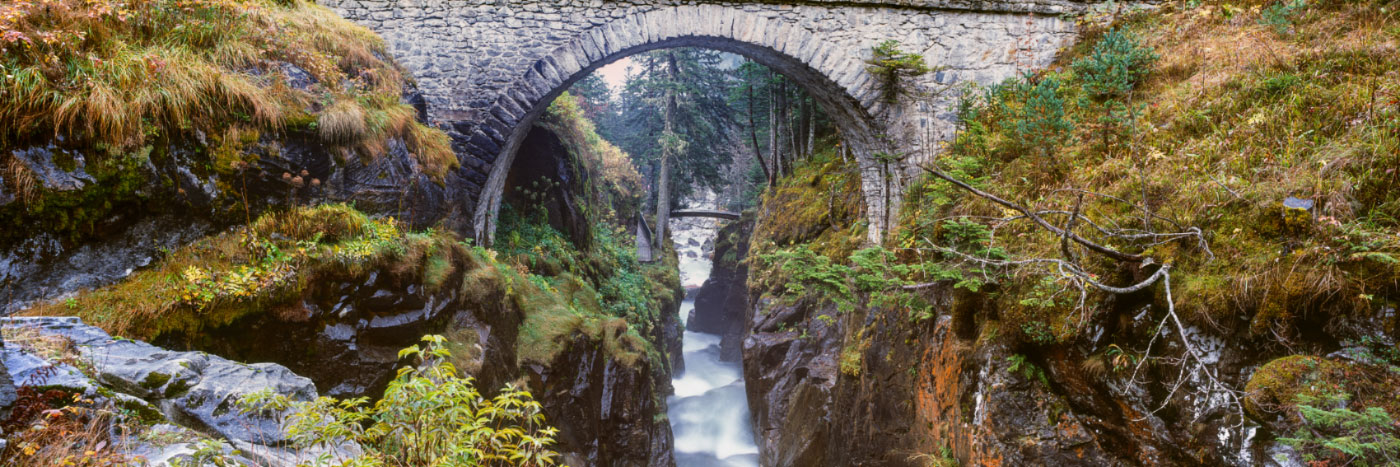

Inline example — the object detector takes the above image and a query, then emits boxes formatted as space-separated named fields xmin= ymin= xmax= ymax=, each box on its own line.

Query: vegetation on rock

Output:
xmin=0 ymin=0 xmax=455 ymax=244
xmin=866 ymin=40 xmax=935 ymax=104
xmin=0 ymin=0 xmax=452 ymax=173
xmin=241 ymin=335 xmax=563 ymax=467
xmin=742 ymin=0 xmax=1400 ymax=461
xmin=22 ymin=203 xmax=439 ymax=340
xmin=495 ymin=94 xmax=680 ymax=367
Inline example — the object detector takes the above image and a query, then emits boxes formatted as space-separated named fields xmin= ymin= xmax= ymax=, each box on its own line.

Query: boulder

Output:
xmin=1 ymin=313 xmax=322 ymax=453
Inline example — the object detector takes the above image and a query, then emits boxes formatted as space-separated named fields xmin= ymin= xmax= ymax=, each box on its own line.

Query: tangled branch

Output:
xmin=919 ymin=163 xmax=1146 ymax=263
xmin=916 ymin=163 xmax=1247 ymax=444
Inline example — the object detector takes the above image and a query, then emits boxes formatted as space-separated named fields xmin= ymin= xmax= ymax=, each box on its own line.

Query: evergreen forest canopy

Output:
xmin=567 ymin=48 xmax=834 ymax=215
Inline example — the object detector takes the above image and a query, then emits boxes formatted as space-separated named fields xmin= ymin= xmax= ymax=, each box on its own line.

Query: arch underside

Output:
xmin=470 ymin=29 xmax=890 ymax=244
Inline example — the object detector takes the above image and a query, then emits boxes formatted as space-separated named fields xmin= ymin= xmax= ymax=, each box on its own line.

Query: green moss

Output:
xmin=117 ymin=397 xmax=167 ymax=426
xmin=22 ymin=204 xmax=442 ymax=341
xmin=1245 ymin=355 xmax=1400 ymax=423
xmin=141 ymin=372 xmax=172 ymax=390
xmin=0 ymin=148 xmax=151 ymax=246
xmin=164 ymin=378 xmax=193 ymax=399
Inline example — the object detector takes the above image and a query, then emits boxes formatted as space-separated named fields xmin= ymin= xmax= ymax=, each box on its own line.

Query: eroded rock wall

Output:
xmin=0 ymin=123 xmax=474 ymax=315
xmin=689 ymin=216 xmax=753 ymax=361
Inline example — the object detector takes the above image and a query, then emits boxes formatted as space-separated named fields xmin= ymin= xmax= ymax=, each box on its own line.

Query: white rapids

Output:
xmin=667 ymin=210 xmax=759 ymax=467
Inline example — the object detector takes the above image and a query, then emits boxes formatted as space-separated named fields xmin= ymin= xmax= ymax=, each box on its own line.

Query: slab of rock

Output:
xmin=10 ymin=144 xmax=96 ymax=192
xmin=0 ymin=317 xmax=312 ymax=444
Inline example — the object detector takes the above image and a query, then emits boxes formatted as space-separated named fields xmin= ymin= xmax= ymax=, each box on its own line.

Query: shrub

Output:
xmin=866 ymin=40 xmax=933 ymax=104
xmin=1278 ymin=391 xmax=1400 ymax=466
xmin=1071 ymin=29 xmax=1158 ymax=101
xmin=1002 ymin=75 xmax=1075 ymax=160
xmin=1260 ymin=0 xmax=1308 ymax=35
xmin=242 ymin=335 xmax=563 ymax=467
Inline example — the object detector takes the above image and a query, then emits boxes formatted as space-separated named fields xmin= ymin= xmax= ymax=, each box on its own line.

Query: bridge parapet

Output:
xmin=610 ymin=0 xmax=1096 ymax=15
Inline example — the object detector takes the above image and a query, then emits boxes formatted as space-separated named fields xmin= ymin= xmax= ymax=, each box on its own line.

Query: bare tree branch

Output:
xmin=919 ymin=164 xmax=1146 ymax=263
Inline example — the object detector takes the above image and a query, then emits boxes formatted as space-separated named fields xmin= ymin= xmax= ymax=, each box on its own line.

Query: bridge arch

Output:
xmin=463 ymin=5 xmax=891 ymax=244
xmin=320 ymin=0 xmax=1084 ymax=244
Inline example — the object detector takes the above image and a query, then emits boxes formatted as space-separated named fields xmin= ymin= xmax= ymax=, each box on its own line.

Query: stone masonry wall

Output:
xmin=317 ymin=0 xmax=1087 ymax=242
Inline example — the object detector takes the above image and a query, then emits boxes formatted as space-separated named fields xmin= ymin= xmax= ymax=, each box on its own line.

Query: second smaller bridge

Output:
xmin=669 ymin=210 xmax=742 ymax=221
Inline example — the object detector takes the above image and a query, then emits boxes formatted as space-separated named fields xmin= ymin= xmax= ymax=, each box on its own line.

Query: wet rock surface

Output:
xmin=159 ymin=267 xmax=470 ymax=399
xmin=0 ymin=316 xmax=361 ymax=465
xmin=1 ymin=88 xmax=473 ymax=315
xmin=741 ymin=297 xmax=840 ymax=466
xmin=0 ymin=332 xmax=13 ymax=420
xmin=3 ymin=317 xmax=312 ymax=445
xmin=533 ymin=333 xmax=677 ymax=467
xmin=690 ymin=217 xmax=752 ymax=362
xmin=736 ymin=276 xmax=1357 ymax=466
xmin=1 ymin=215 xmax=215 ymax=315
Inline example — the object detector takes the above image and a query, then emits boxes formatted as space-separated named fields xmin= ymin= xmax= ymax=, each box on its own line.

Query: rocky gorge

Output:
xmin=0 ymin=14 xmax=686 ymax=459
xmin=5 ymin=0 xmax=1400 ymax=465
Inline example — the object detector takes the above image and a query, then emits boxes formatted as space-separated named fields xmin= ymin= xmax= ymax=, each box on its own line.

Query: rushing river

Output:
xmin=668 ymin=215 xmax=759 ymax=467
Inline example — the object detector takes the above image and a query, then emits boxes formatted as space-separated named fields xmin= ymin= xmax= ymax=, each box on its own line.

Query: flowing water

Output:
xmin=668 ymin=214 xmax=760 ymax=467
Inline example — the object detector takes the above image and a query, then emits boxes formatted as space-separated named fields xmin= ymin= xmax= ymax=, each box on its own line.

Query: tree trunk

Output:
xmin=748 ymin=77 xmax=772 ymax=187
xmin=784 ymin=81 xmax=799 ymax=164
xmin=655 ymin=52 xmax=679 ymax=245
xmin=768 ymin=71 xmax=781 ymax=180
xmin=803 ymin=96 xmax=815 ymax=160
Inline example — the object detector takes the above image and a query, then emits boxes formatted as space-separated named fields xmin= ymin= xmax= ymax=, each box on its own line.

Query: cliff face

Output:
xmin=159 ymin=243 xmax=682 ymax=466
xmin=725 ymin=3 xmax=1400 ymax=465
xmin=0 ymin=0 xmax=469 ymax=315
xmin=1 ymin=126 xmax=473 ymax=314
xmin=7 ymin=98 xmax=683 ymax=465
xmin=740 ymin=291 xmax=1181 ymax=465
xmin=689 ymin=216 xmax=754 ymax=362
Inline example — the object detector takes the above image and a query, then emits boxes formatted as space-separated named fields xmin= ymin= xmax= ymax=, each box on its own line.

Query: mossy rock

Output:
xmin=1244 ymin=355 xmax=1400 ymax=426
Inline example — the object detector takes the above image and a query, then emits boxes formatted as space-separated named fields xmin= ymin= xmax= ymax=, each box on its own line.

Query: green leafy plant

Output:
xmin=1006 ymin=354 xmax=1049 ymax=386
xmin=169 ymin=440 xmax=241 ymax=467
xmin=1104 ymin=344 xmax=1138 ymax=373
xmin=242 ymin=335 xmax=563 ymax=467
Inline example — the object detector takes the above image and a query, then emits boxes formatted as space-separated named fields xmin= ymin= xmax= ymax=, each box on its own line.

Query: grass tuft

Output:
xmin=0 ymin=0 xmax=453 ymax=178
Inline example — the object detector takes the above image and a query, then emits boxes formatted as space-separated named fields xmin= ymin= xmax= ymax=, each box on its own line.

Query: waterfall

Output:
xmin=668 ymin=212 xmax=759 ymax=467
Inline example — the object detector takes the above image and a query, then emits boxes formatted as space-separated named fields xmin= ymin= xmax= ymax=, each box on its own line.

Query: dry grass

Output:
xmin=318 ymin=97 xmax=370 ymax=144
xmin=897 ymin=0 xmax=1400 ymax=344
xmin=1 ymin=394 xmax=137 ymax=466
xmin=0 ymin=0 xmax=455 ymax=179
xmin=20 ymin=203 xmax=428 ymax=340
xmin=2 ymin=154 xmax=39 ymax=204
xmin=0 ymin=325 xmax=78 ymax=363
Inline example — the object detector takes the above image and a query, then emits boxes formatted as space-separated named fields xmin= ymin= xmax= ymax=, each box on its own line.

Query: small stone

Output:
xmin=1282 ymin=196 xmax=1314 ymax=228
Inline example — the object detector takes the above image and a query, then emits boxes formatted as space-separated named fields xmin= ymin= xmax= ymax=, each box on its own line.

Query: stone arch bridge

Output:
xmin=318 ymin=0 xmax=1092 ymax=243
